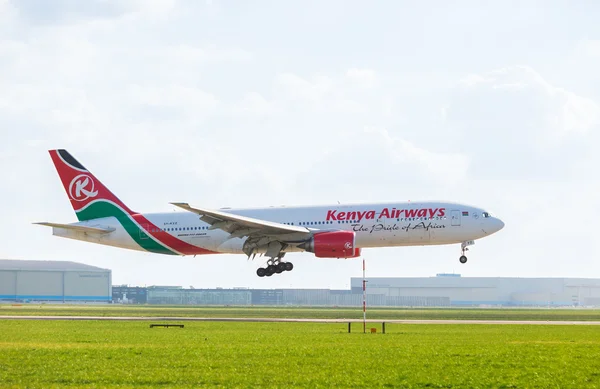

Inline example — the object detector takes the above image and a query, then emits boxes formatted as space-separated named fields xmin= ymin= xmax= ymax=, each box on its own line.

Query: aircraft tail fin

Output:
xmin=49 ymin=149 xmax=136 ymax=221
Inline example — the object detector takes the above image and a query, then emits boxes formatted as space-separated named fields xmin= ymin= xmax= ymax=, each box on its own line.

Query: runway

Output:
xmin=2 ymin=315 xmax=600 ymax=325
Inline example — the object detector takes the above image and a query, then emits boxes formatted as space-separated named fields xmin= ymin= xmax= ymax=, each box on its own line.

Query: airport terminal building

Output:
xmin=351 ymin=275 xmax=600 ymax=307
xmin=0 ymin=259 xmax=112 ymax=303
xmin=112 ymin=274 xmax=600 ymax=307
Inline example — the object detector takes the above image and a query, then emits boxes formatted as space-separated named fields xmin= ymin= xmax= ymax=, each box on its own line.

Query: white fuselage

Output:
xmin=53 ymin=201 xmax=505 ymax=256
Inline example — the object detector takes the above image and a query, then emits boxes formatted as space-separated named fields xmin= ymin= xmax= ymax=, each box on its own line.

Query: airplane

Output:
xmin=35 ymin=149 xmax=505 ymax=277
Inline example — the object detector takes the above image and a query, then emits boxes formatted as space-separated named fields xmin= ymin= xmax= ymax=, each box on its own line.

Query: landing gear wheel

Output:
xmin=459 ymin=255 xmax=467 ymax=264
xmin=257 ymin=251 xmax=291 ymax=277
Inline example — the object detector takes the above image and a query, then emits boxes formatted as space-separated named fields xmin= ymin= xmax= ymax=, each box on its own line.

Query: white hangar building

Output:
xmin=351 ymin=274 xmax=600 ymax=307
xmin=0 ymin=259 xmax=111 ymax=303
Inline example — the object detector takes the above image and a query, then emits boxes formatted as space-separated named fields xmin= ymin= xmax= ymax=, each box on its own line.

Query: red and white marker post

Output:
xmin=362 ymin=258 xmax=367 ymax=334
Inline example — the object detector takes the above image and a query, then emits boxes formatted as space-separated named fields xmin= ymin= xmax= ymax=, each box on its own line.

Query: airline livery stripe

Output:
xmin=76 ymin=201 xmax=177 ymax=255
xmin=132 ymin=213 xmax=217 ymax=255
xmin=75 ymin=199 xmax=107 ymax=214
xmin=76 ymin=200 xmax=217 ymax=256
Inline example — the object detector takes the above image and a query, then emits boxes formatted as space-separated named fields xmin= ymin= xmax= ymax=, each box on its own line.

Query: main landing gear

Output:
xmin=256 ymin=256 xmax=294 ymax=277
xmin=459 ymin=240 xmax=474 ymax=264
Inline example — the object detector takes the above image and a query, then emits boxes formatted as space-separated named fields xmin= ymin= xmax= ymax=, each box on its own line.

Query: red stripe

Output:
xmin=132 ymin=214 xmax=219 ymax=255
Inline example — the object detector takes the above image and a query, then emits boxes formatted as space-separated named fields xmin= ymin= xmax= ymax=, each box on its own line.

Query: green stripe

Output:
xmin=76 ymin=201 xmax=176 ymax=255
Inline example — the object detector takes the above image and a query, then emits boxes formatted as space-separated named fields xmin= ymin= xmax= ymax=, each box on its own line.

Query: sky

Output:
xmin=1 ymin=0 xmax=599 ymax=289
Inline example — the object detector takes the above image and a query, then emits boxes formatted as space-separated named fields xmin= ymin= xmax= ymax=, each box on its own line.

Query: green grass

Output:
xmin=1 ymin=320 xmax=600 ymax=388
xmin=3 ymin=304 xmax=600 ymax=321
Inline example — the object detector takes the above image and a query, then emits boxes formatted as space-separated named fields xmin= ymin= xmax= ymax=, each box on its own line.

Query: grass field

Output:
xmin=3 ymin=304 xmax=600 ymax=321
xmin=1 ymin=320 xmax=600 ymax=388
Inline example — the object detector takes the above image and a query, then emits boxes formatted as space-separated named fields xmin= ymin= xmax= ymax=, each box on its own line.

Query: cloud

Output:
xmin=127 ymin=84 xmax=219 ymax=115
xmin=274 ymin=73 xmax=334 ymax=103
xmin=272 ymin=71 xmax=381 ymax=116
xmin=288 ymin=126 xmax=469 ymax=204
xmin=9 ymin=0 xmax=180 ymax=26
xmin=446 ymin=65 xmax=600 ymax=179
xmin=363 ymin=127 xmax=469 ymax=184
xmin=345 ymin=68 xmax=377 ymax=88
xmin=120 ymin=0 xmax=179 ymax=16
xmin=231 ymin=92 xmax=275 ymax=117
xmin=558 ymin=90 xmax=599 ymax=135
xmin=575 ymin=40 xmax=600 ymax=58
xmin=458 ymin=66 xmax=599 ymax=134
xmin=457 ymin=66 xmax=599 ymax=137
xmin=155 ymin=44 xmax=253 ymax=64
xmin=0 ymin=0 xmax=18 ymax=23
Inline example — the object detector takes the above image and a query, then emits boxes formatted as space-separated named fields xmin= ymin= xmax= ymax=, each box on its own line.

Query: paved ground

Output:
xmin=2 ymin=316 xmax=600 ymax=325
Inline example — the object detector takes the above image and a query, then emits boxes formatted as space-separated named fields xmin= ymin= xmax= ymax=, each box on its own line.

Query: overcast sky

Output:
xmin=1 ymin=0 xmax=599 ymax=289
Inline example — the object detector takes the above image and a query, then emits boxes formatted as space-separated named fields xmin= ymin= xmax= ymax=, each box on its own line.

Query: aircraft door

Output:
xmin=451 ymin=210 xmax=461 ymax=226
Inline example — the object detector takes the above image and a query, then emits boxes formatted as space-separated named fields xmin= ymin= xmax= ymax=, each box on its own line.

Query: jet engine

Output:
xmin=297 ymin=231 xmax=361 ymax=258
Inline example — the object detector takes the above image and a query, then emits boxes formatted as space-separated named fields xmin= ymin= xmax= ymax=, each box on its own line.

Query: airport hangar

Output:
xmin=0 ymin=260 xmax=111 ymax=303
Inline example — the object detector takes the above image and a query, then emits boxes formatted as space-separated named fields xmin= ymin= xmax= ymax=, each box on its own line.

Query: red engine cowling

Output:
xmin=298 ymin=231 xmax=361 ymax=258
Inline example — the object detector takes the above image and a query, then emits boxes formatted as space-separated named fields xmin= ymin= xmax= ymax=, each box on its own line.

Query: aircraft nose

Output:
xmin=494 ymin=217 xmax=505 ymax=232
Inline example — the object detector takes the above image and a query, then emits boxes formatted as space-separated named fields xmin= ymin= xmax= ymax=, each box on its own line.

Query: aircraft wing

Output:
xmin=170 ymin=202 xmax=310 ymax=239
xmin=34 ymin=222 xmax=115 ymax=234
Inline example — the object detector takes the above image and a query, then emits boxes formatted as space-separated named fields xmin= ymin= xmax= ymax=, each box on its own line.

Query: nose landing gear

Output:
xmin=459 ymin=240 xmax=474 ymax=264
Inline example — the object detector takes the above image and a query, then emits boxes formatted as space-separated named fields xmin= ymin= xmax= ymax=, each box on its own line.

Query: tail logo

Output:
xmin=69 ymin=174 xmax=98 ymax=202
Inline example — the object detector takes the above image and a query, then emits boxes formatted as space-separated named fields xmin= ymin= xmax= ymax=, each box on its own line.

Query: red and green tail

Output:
xmin=49 ymin=149 xmax=136 ymax=221
xmin=48 ymin=149 xmax=215 ymax=256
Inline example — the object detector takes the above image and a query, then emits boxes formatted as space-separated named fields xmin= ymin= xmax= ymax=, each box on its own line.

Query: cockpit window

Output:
xmin=483 ymin=212 xmax=491 ymax=218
